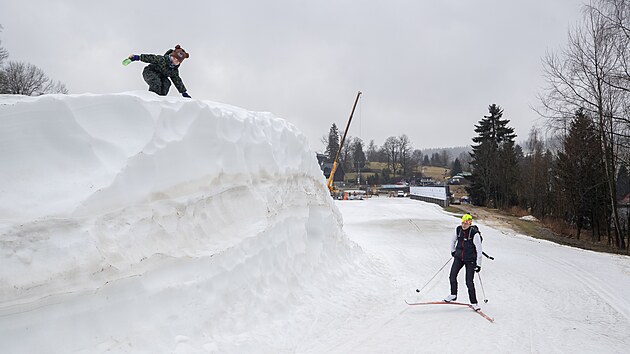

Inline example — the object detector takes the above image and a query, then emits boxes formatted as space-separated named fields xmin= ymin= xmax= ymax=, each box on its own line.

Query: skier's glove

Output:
xmin=451 ymin=251 xmax=456 ymax=257
xmin=474 ymin=265 xmax=481 ymax=273
xmin=182 ymin=92 xmax=191 ymax=98
xmin=122 ymin=55 xmax=140 ymax=66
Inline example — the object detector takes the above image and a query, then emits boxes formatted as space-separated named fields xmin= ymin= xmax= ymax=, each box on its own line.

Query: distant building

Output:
xmin=321 ymin=163 xmax=345 ymax=181
xmin=316 ymin=153 xmax=327 ymax=167
xmin=317 ymin=154 xmax=345 ymax=181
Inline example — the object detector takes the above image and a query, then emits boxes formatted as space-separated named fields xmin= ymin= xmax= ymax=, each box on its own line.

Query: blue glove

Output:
xmin=182 ymin=92 xmax=191 ymax=98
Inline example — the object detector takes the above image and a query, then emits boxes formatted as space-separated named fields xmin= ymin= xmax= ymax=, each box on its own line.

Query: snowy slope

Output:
xmin=0 ymin=92 xmax=385 ymax=353
xmin=330 ymin=198 xmax=630 ymax=354
xmin=1 ymin=93 xmax=629 ymax=353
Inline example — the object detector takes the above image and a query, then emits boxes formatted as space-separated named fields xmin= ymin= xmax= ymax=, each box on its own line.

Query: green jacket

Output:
xmin=140 ymin=50 xmax=187 ymax=93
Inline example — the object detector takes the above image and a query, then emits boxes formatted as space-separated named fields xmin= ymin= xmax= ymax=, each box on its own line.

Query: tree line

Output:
xmin=322 ymin=0 xmax=630 ymax=251
xmin=322 ymin=123 xmax=470 ymax=185
xmin=0 ymin=25 xmax=68 ymax=95
xmin=532 ymin=0 xmax=630 ymax=250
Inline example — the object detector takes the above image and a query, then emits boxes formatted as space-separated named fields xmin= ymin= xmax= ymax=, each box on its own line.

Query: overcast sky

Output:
xmin=1 ymin=1 xmax=584 ymax=151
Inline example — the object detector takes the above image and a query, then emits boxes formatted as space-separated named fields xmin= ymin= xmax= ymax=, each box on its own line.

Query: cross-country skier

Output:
xmin=124 ymin=44 xmax=191 ymax=98
xmin=444 ymin=213 xmax=483 ymax=311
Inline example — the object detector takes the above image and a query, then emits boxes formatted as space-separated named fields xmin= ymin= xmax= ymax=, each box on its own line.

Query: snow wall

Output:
xmin=0 ymin=92 xmax=379 ymax=352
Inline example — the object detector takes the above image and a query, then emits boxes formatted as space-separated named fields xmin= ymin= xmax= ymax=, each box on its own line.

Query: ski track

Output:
xmin=335 ymin=198 xmax=630 ymax=354
xmin=533 ymin=253 xmax=630 ymax=322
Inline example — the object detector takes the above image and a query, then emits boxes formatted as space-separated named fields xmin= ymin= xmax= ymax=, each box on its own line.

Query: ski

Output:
xmin=405 ymin=300 xmax=495 ymax=323
xmin=405 ymin=300 xmax=470 ymax=307
xmin=473 ymin=308 xmax=494 ymax=323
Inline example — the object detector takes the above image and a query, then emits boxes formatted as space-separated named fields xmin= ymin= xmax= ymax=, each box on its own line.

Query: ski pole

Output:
xmin=477 ymin=272 xmax=488 ymax=303
xmin=415 ymin=258 xmax=452 ymax=294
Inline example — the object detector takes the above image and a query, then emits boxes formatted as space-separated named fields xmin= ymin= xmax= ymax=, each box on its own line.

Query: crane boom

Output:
xmin=327 ymin=91 xmax=362 ymax=193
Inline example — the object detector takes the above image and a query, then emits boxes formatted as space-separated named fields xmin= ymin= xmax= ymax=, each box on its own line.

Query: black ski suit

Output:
xmin=139 ymin=49 xmax=187 ymax=96
xmin=449 ymin=225 xmax=483 ymax=304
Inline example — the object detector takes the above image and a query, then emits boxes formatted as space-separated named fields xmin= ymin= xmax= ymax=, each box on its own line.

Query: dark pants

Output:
xmin=143 ymin=68 xmax=171 ymax=96
xmin=449 ymin=257 xmax=478 ymax=304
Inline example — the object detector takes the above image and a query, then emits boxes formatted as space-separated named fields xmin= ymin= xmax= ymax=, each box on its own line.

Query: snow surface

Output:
xmin=1 ymin=93 xmax=629 ymax=353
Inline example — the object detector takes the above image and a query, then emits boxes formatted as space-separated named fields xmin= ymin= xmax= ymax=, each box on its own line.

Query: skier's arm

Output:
xmin=473 ymin=232 xmax=483 ymax=265
xmin=170 ymin=73 xmax=188 ymax=94
xmin=450 ymin=229 xmax=457 ymax=255
xmin=139 ymin=54 xmax=164 ymax=65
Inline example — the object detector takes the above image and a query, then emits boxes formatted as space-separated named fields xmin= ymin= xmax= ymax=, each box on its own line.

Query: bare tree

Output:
xmin=382 ymin=136 xmax=400 ymax=176
xmin=539 ymin=3 xmax=627 ymax=248
xmin=587 ymin=0 xmax=630 ymax=93
xmin=0 ymin=25 xmax=8 ymax=88
xmin=0 ymin=25 xmax=8 ymax=66
xmin=411 ymin=149 xmax=423 ymax=175
xmin=0 ymin=61 xmax=68 ymax=95
xmin=398 ymin=134 xmax=413 ymax=177
xmin=517 ymin=128 xmax=554 ymax=218
xmin=366 ymin=139 xmax=380 ymax=162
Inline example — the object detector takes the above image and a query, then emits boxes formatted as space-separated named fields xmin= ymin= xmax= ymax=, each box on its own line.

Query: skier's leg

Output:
xmin=143 ymin=68 xmax=165 ymax=96
xmin=161 ymin=77 xmax=171 ymax=95
xmin=465 ymin=262 xmax=478 ymax=304
xmin=449 ymin=258 xmax=464 ymax=296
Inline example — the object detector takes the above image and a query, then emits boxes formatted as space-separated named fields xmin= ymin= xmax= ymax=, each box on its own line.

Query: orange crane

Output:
xmin=327 ymin=91 xmax=362 ymax=193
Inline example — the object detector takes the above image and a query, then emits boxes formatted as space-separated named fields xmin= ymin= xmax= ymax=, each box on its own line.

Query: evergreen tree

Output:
xmin=430 ymin=152 xmax=440 ymax=166
xmin=352 ymin=137 xmax=366 ymax=170
xmin=556 ymin=109 xmax=608 ymax=240
xmin=451 ymin=158 xmax=463 ymax=177
xmin=439 ymin=150 xmax=450 ymax=167
xmin=616 ymin=164 xmax=630 ymax=201
xmin=325 ymin=123 xmax=340 ymax=163
xmin=468 ymin=104 xmax=518 ymax=208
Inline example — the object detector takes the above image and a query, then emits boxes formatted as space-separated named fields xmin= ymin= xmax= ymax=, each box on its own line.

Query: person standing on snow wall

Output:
xmin=123 ymin=44 xmax=191 ymax=98
xmin=444 ymin=213 xmax=483 ymax=311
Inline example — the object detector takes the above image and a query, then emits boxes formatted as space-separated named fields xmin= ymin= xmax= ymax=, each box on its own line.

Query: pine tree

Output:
xmin=451 ymin=158 xmax=463 ymax=177
xmin=468 ymin=104 xmax=518 ymax=208
xmin=556 ymin=109 xmax=608 ymax=240
xmin=352 ymin=138 xmax=366 ymax=170
xmin=325 ymin=123 xmax=340 ymax=163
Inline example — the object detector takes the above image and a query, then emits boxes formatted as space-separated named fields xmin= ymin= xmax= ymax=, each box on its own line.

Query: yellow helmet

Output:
xmin=461 ymin=213 xmax=473 ymax=222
